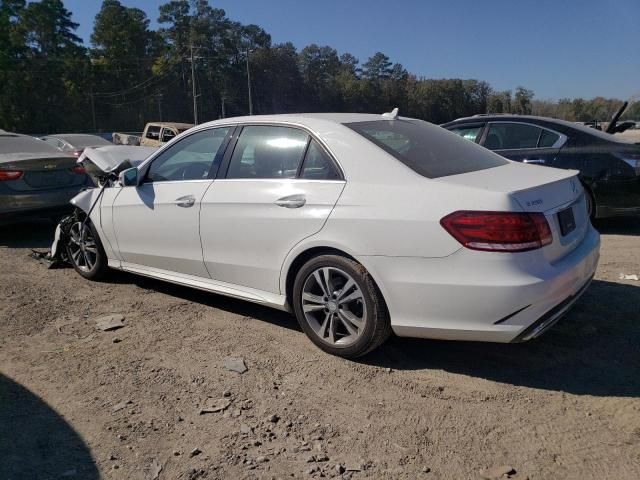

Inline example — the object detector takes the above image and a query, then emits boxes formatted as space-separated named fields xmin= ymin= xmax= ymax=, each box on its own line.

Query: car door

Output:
xmin=481 ymin=122 xmax=565 ymax=166
xmin=112 ymin=126 xmax=232 ymax=277
xmin=199 ymin=124 xmax=346 ymax=294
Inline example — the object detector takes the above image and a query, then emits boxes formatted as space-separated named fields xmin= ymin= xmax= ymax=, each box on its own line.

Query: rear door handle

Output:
xmin=174 ymin=195 xmax=195 ymax=208
xmin=523 ymin=158 xmax=546 ymax=164
xmin=274 ymin=194 xmax=306 ymax=208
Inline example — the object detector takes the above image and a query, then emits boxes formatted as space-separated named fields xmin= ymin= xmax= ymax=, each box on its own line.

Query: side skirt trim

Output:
xmin=112 ymin=260 xmax=289 ymax=311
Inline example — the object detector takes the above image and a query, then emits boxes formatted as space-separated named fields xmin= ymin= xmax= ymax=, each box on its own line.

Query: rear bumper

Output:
xmin=359 ymin=224 xmax=600 ymax=343
xmin=510 ymin=274 xmax=593 ymax=342
xmin=0 ymin=185 xmax=86 ymax=222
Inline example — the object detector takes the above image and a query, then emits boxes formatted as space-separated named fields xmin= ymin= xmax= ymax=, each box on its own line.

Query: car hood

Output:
xmin=78 ymin=145 xmax=157 ymax=173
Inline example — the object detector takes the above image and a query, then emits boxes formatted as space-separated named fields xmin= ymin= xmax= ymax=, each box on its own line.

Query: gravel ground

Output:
xmin=1 ymin=218 xmax=639 ymax=480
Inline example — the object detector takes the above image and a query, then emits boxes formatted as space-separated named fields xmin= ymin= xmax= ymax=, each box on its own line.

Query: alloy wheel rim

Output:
xmin=301 ymin=267 xmax=367 ymax=347
xmin=68 ymin=222 xmax=98 ymax=272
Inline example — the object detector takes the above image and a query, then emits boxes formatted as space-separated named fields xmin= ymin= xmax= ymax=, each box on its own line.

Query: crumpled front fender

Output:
xmin=69 ymin=187 xmax=100 ymax=215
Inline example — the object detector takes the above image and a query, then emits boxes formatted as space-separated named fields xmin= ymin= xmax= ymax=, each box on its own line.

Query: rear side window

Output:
xmin=300 ymin=140 xmax=341 ymax=180
xmin=485 ymin=123 xmax=541 ymax=149
xmin=345 ymin=119 xmax=507 ymax=179
xmin=538 ymin=129 xmax=560 ymax=148
xmin=226 ymin=126 xmax=308 ymax=179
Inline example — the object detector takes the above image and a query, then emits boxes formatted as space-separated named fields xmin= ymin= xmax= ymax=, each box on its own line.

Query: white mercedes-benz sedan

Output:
xmin=66 ymin=112 xmax=600 ymax=358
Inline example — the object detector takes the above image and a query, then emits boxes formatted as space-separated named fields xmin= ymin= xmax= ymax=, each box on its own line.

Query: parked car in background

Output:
xmin=0 ymin=130 xmax=91 ymax=223
xmin=442 ymin=114 xmax=640 ymax=219
xmin=112 ymin=122 xmax=193 ymax=147
xmin=62 ymin=112 xmax=599 ymax=358
xmin=40 ymin=133 xmax=112 ymax=157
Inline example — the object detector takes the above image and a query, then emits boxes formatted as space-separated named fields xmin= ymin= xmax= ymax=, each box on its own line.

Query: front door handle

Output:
xmin=275 ymin=194 xmax=306 ymax=208
xmin=174 ymin=195 xmax=195 ymax=208
xmin=523 ymin=158 xmax=546 ymax=164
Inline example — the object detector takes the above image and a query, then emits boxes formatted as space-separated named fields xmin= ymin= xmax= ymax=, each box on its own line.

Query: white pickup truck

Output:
xmin=112 ymin=122 xmax=193 ymax=147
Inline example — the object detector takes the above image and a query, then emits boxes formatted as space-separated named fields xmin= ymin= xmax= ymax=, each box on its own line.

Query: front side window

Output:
xmin=484 ymin=123 xmax=541 ymax=150
xmin=226 ymin=126 xmax=308 ymax=179
xmin=345 ymin=119 xmax=507 ymax=179
xmin=145 ymin=127 xmax=230 ymax=183
xmin=449 ymin=125 xmax=483 ymax=142
xmin=300 ymin=140 xmax=341 ymax=180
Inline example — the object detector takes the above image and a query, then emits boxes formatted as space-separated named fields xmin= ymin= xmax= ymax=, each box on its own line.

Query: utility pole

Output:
xmin=89 ymin=90 xmax=97 ymax=132
xmin=190 ymin=43 xmax=198 ymax=125
xmin=246 ymin=49 xmax=253 ymax=115
xmin=156 ymin=93 xmax=163 ymax=121
xmin=221 ymin=96 xmax=226 ymax=119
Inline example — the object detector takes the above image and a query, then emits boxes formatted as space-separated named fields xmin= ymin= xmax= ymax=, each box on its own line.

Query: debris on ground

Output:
xmin=199 ymin=397 xmax=231 ymax=414
xmin=112 ymin=400 xmax=132 ymax=413
xmin=479 ymin=465 xmax=516 ymax=479
xmin=150 ymin=458 xmax=163 ymax=480
xmin=223 ymin=357 xmax=248 ymax=374
xmin=95 ymin=314 xmax=125 ymax=331
xmin=190 ymin=448 xmax=202 ymax=457
xmin=619 ymin=273 xmax=639 ymax=280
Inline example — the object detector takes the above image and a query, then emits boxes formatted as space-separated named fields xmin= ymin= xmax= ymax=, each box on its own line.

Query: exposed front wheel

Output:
xmin=66 ymin=219 xmax=109 ymax=280
xmin=292 ymin=255 xmax=391 ymax=358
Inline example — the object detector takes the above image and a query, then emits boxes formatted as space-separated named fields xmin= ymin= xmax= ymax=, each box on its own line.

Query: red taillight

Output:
xmin=440 ymin=211 xmax=552 ymax=252
xmin=71 ymin=165 xmax=86 ymax=174
xmin=0 ymin=170 xmax=23 ymax=181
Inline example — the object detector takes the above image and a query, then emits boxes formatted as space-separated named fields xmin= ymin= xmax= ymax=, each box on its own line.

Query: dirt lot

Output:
xmin=1 ymin=219 xmax=639 ymax=480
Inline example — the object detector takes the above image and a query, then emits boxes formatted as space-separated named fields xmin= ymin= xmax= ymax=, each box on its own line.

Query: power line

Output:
xmin=94 ymin=76 xmax=182 ymax=106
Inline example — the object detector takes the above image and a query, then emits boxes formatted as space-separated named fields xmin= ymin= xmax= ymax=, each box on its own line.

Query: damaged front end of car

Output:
xmin=31 ymin=145 xmax=156 ymax=268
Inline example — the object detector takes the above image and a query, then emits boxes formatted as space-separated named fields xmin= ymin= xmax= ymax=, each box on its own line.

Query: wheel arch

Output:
xmin=281 ymin=243 xmax=389 ymax=315
xmin=579 ymin=179 xmax=597 ymax=218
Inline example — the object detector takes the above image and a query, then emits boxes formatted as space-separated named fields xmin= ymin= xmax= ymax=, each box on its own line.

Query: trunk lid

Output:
xmin=435 ymin=162 xmax=588 ymax=262
xmin=0 ymin=153 xmax=85 ymax=191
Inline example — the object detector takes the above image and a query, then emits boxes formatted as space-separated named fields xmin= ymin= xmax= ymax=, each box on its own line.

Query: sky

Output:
xmin=65 ymin=0 xmax=640 ymax=101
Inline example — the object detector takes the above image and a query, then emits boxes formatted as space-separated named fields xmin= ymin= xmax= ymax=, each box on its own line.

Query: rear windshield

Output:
xmin=345 ymin=119 xmax=508 ymax=178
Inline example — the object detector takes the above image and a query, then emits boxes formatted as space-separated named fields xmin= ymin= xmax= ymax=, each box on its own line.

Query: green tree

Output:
xmin=361 ymin=52 xmax=392 ymax=80
xmin=4 ymin=0 xmax=89 ymax=132
xmin=513 ymin=86 xmax=534 ymax=114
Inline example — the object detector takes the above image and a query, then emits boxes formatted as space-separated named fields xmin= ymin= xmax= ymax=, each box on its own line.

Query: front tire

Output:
xmin=66 ymin=218 xmax=109 ymax=280
xmin=292 ymin=255 xmax=391 ymax=358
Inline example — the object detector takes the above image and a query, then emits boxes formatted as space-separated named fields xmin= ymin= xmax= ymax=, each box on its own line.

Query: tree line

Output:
xmin=1 ymin=0 xmax=637 ymax=134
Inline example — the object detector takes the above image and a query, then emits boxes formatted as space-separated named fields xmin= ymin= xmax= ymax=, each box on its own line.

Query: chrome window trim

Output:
xmin=213 ymin=178 xmax=346 ymax=184
xmin=486 ymin=121 xmax=567 ymax=151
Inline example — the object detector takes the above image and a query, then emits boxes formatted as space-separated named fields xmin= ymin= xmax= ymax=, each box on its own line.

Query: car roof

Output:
xmin=445 ymin=114 xmax=637 ymax=144
xmin=196 ymin=113 xmax=398 ymax=131
xmin=43 ymin=133 xmax=104 ymax=140
xmin=0 ymin=131 xmax=74 ymax=163
xmin=42 ymin=134 xmax=111 ymax=147
xmin=148 ymin=122 xmax=194 ymax=129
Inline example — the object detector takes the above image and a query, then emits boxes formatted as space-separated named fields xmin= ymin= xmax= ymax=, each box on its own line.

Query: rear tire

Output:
xmin=66 ymin=218 xmax=109 ymax=280
xmin=292 ymin=254 xmax=391 ymax=358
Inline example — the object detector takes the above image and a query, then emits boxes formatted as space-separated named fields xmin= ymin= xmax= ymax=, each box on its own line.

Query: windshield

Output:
xmin=345 ymin=119 xmax=508 ymax=178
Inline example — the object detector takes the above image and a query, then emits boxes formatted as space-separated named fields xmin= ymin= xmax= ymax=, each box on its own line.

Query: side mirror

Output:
xmin=118 ymin=167 xmax=139 ymax=187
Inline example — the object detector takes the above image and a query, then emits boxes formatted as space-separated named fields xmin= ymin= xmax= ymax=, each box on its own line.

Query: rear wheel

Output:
xmin=66 ymin=218 xmax=109 ymax=280
xmin=292 ymin=255 xmax=391 ymax=358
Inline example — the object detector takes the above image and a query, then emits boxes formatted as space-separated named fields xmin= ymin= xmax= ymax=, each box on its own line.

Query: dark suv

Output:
xmin=441 ymin=114 xmax=640 ymax=219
